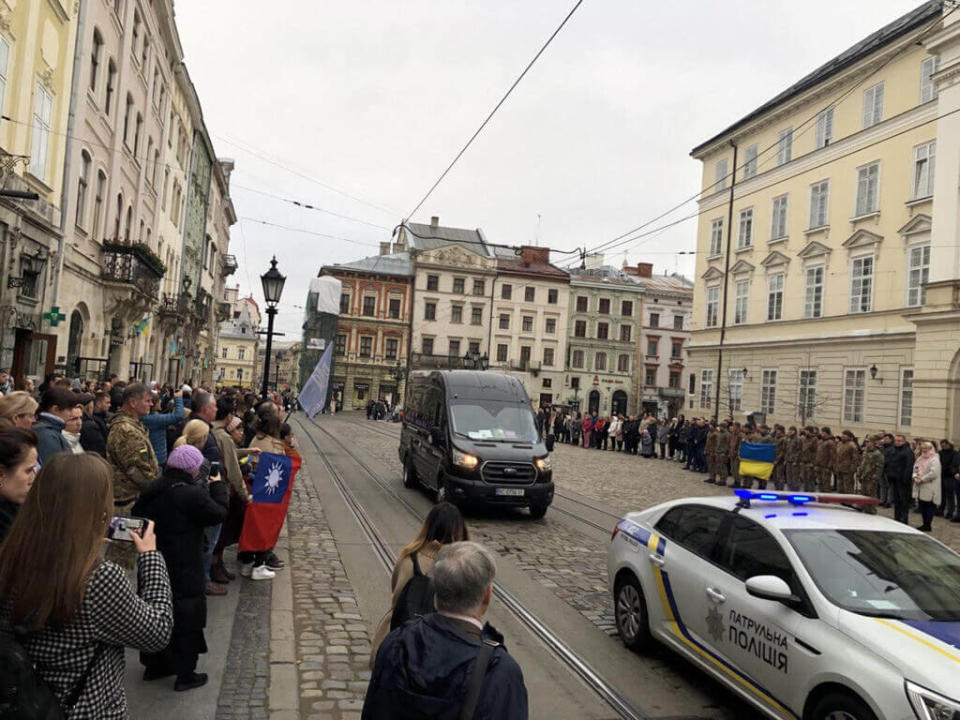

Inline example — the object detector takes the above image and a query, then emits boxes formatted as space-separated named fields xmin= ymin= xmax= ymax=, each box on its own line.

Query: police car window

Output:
xmin=654 ymin=506 xmax=684 ymax=539
xmin=659 ymin=505 xmax=725 ymax=559
xmin=720 ymin=517 xmax=797 ymax=588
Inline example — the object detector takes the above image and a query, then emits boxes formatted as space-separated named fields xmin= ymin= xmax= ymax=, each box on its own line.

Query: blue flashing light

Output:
xmin=758 ymin=493 xmax=779 ymax=501
xmin=764 ymin=513 xmax=777 ymax=519
xmin=734 ymin=489 xmax=753 ymax=499
xmin=792 ymin=512 xmax=808 ymax=517
xmin=788 ymin=495 xmax=813 ymax=505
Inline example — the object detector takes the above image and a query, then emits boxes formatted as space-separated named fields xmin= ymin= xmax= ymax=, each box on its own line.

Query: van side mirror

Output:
xmin=430 ymin=427 xmax=444 ymax=447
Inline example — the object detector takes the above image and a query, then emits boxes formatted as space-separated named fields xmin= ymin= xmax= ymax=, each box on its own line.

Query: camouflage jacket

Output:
xmin=858 ymin=448 xmax=885 ymax=482
xmin=835 ymin=440 xmax=860 ymax=473
xmin=106 ymin=410 xmax=159 ymax=506
xmin=716 ymin=429 xmax=730 ymax=458
xmin=784 ymin=435 xmax=802 ymax=463
xmin=774 ymin=435 xmax=787 ymax=465
xmin=706 ymin=429 xmax=718 ymax=454
xmin=800 ymin=435 xmax=819 ymax=463
xmin=815 ymin=438 xmax=835 ymax=468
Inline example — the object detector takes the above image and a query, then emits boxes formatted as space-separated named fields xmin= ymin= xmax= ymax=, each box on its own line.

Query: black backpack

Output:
xmin=390 ymin=553 xmax=435 ymax=630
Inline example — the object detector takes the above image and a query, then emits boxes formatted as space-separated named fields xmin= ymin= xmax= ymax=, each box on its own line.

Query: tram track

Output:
xmin=295 ymin=414 xmax=649 ymax=720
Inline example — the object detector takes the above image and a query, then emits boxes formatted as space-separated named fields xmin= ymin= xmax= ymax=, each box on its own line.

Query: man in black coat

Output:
xmin=363 ymin=542 xmax=528 ymax=720
xmin=133 ymin=444 xmax=228 ymax=691
xmin=80 ymin=391 xmax=110 ymax=456
xmin=884 ymin=434 xmax=915 ymax=524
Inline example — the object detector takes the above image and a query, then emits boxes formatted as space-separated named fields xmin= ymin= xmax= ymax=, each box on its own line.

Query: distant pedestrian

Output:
xmin=885 ymin=434 xmax=915 ymax=524
xmin=913 ymin=441 xmax=941 ymax=532
xmin=938 ymin=440 xmax=959 ymax=520
xmin=0 ymin=391 xmax=38 ymax=429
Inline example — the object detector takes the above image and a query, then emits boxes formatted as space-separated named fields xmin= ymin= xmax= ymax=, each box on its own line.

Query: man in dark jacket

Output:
xmin=32 ymin=387 xmax=82 ymax=464
xmin=80 ymin=391 xmax=111 ymax=456
xmin=884 ymin=434 xmax=915 ymax=524
xmin=363 ymin=541 xmax=527 ymax=720
xmin=938 ymin=440 xmax=959 ymax=520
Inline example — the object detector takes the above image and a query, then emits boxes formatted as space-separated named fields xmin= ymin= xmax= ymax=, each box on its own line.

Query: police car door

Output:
xmin=648 ymin=504 xmax=727 ymax=662
xmin=709 ymin=515 xmax=820 ymax=719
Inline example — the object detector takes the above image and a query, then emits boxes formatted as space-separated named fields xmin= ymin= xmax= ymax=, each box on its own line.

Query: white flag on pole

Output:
xmin=297 ymin=342 xmax=333 ymax=419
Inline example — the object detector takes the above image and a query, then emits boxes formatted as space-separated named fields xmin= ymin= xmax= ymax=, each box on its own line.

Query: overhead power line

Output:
xmin=239 ymin=217 xmax=381 ymax=247
xmin=232 ymin=184 xmax=393 ymax=230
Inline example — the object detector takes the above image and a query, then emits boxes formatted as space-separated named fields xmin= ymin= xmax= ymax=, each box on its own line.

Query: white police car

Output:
xmin=607 ymin=490 xmax=960 ymax=720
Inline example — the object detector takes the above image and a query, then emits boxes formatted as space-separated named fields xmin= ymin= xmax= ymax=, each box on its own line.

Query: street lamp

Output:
xmin=259 ymin=256 xmax=286 ymax=399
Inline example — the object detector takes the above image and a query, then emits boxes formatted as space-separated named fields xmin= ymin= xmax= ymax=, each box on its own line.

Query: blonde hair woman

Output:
xmin=914 ymin=440 xmax=942 ymax=532
xmin=0 ymin=391 xmax=39 ymax=429
xmin=173 ymin=419 xmax=210 ymax=451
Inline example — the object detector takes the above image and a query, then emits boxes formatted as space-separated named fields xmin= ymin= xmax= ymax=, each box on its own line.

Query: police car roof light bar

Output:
xmin=732 ymin=489 xmax=881 ymax=507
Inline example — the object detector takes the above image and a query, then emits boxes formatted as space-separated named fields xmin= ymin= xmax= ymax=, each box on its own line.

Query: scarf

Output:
xmin=916 ymin=447 xmax=936 ymax=478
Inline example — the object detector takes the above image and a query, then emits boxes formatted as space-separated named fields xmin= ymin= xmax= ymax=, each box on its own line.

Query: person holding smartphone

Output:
xmin=132 ymin=443 xmax=228 ymax=691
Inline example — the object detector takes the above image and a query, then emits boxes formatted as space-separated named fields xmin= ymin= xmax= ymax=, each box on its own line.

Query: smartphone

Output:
xmin=107 ymin=515 xmax=147 ymax=542
xmin=209 ymin=460 xmax=221 ymax=477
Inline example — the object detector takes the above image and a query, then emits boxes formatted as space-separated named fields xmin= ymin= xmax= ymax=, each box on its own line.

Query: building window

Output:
xmin=519 ymin=346 xmax=531 ymax=369
xmin=673 ymin=315 xmax=683 ymax=330
xmin=576 ymin=296 xmax=588 ymax=312
xmin=907 ymin=244 xmax=931 ymax=307
xmin=734 ymin=280 xmax=749 ymax=325
xmin=571 ymin=377 xmax=580 ymax=390
xmin=619 ymin=325 xmax=631 ymax=342
xmin=767 ymin=273 xmax=784 ymax=321
xmin=855 ymin=162 xmax=880 ymax=216
xmin=0 ymin=37 xmax=9 ymax=114
xmin=770 ymin=194 xmax=788 ymax=241
xmin=340 ymin=293 xmax=350 ymax=314
xmin=572 ymin=349 xmax=584 ymax=368
xmin=761 ymin=370 xmax=777 ymax=415
xmin=448 ymin=339 xmax=461 ymax=358
xmin=645 ymin=367 xmax=657 ymax=386
xmin=105 ymin=60 xmax=116 ymax=115
xmin=728 ymin=369 xmax=743 ymax=411
xmin=133 ymin=113 xmax=143 ymax=154
xmin=76 ymin=152 xmax=90 ymax=228
xmin=850 ymin=256 xmax=874 ymax=314
xmin=709 ymin=218 xmax=724 ymax=256
xmin=472 ymin=279 xmax=485 ymax=296
xmin=595 ymin=352 xmax=607 ymax=371
xmin=737 ymin=208 xmax=753 ymax=249
xmin=543 ymin=347 xmax=554 ymax=367
xmin=799 ymin=369 xmax=818 ymax=420
xmin=497 ymin=344 xmax=508 ymax=362
xmin=221 ymin=346 xmax=228 ymax=359
xmin=123 ymin=93 xmax=134 ymax=146
xmin=649 ymin=312 xmax=659 ymax=328
xmin=805 ymin=266 xmax=824 ymax=318
xmin=385 ymin=338 xmax=398 ymax=360
xmin=362 ymin=296 xmax=376 ymax=317
xmin=809 ymin=180 xmax=829 ymax=229
xmin=671 ymin=341 xmax=682 ymax=359
xmin=715 ymin=158 xmax=728 ymax=190
xmin=598 ymin=298 xmax=610 ymax=314
xmin=574 ymin=320 xmax=586 ymax=337
xmin=913 ymin=141 xmax=935 ymax=199
xmin=669 ymin=371 xmax=681 ymax=388
xmin=621 ymin=300 xmax=633 ymax=316
xmin=471 ymin=307 xmax=482 ymax=325
xmin=522 ymin=316 xmax=533 ymax=332
xmin=777 ymin=128 xmax=792 ymax=165
xmin=30 ymin=85 xmax=53 ymax=181
xmin=742 ymin=144 xmax=757 ymax=179
xmin=700 ymin=370 xmax=713 ymax=409
xmin=706 ymin=286 xmax=719 ymax=327
xmin=524 ymin=286 xmax=535 ymax=302
xmin=421 ymin=337 xmax=434 ymax=355
xmin=843 ymin=369 xmax=866 ymax=423
xmin=358 ymin=336 xmax=373 ymax=358
xmin=618 ymin=354 xmax=630 ymax=372
xmin=548 ymin=289 xmax=558 ymax=304
xmin=921 ymin=56 xmax=939 ymax=104
xmin=545 ymin=317 xmax=556 ymax=334
xmin=453 ymin=277 xmax=465 ymax=294
xmin=499 ymin=313 xmax=510 ymax=330
xmin=863 ymin=82 xmax=884 ymax=128
xmin=451 ymin=304 xmax=463 ymax=324
xmin=814 ymin=107 xmax=833 ymax=149
xmin=899 ymin=368 xmax=914 ymax=427
xmin=646 ymin=339 xmax=658 ymax=356
xmin=424 ymin=302 xmax=436 ymax=320
xmin=426 ymin=274 xmax=439 ymax=291
xmin=238 ymin=347 xmax=246 ymax=360
xmin=91 ymin=29 xmax=103 ymax=92
xmin=335 ymin=334 xmax=346 ymax=355
xmin=92 ymin=169 xmax=105 ymax=238
xmin=501 ymin=284 xmax=512 ymax=300
xmin=388 ymin=297 xmax=401 ymax=319
xmin=597 ymin=322 xmax=609 ymax=340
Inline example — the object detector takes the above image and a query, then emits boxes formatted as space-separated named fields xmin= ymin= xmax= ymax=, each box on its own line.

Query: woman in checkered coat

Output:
xmin=0 ymin=453 xmax=173 ymax=719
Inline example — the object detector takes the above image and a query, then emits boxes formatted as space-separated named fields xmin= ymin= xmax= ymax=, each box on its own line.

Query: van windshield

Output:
xmin=449 ymin=400 xmax=539 ymax=443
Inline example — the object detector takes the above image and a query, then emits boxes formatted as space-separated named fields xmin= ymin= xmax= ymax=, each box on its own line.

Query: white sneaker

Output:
xmin=239 ymin=562 xmax=254 ymax=578
xmin=251 ymin=565 xmax=276 ymax=581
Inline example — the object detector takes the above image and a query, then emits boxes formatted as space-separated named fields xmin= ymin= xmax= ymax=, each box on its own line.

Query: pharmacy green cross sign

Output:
xmin=43 ymin=306 xmax=66 ymax=327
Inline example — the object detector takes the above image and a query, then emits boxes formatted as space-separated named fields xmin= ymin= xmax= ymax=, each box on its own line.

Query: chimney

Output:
xmin=430 ymin=216 xmax=440 ymax=228
xmin=379 ymin=241 xmax=390 ymax=256
xmin=393 ymin=226 xmax=407 ymax=252
xmin=520 ymin=246 xmax=549 ymax=266
xmin=636 ymin=262 xmax=653 ymax=278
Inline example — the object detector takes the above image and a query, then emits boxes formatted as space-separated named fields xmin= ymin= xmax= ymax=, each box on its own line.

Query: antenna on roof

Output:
xmin=535 ymin=214 xmax=542 ymax=247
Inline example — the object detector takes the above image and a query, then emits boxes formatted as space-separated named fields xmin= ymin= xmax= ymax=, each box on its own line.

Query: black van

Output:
xmin=399 ymin=370 xmax=554 ymax=518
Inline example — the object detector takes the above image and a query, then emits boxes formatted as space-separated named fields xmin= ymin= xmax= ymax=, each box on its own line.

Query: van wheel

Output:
xmin=615 ymin=573 xmax=654 ymax=652
xmin=810 ymin=691 xmax=877 ymax=720
xmin=529 ymin=504 xmax=548 ymax=519
xmin=402 ymin=459 xmax=418 ymax=489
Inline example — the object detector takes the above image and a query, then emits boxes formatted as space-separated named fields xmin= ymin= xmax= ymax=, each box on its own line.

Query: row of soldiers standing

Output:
xmin=702 ymin=422 xmax=884 ymax=507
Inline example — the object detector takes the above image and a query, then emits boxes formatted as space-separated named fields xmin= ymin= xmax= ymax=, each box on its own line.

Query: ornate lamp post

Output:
xmin=259 ymin=256 xmax=286 ymax=399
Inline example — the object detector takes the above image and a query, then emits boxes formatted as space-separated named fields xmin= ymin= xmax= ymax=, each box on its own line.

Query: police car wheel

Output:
xmin=402 ymin=460 xmax=418 ymax=489
xmin=811 ymin=691 xmax=877 ymax=720
xmin=615 ymin=574 xmax=653 ymax=651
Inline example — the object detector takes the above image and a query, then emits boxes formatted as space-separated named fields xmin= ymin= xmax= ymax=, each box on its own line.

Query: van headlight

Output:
xmin=906 ymin=681 xmax=960 ymax=719
xmin=452 ymin=448 xmax=479 ymax=469
xmin=535 ymin=456 xmax=552 ymax=471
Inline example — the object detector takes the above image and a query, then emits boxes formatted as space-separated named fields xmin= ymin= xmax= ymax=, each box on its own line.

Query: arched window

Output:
xmin=162 ymin=168 xmax=169 ymax=209
xmin=141 ymin=35 xmax=149 ymax=68
xmin=146 ymin=228 xmax=151 ymax=248
xmin=92 ymin=170 xmax=106 ymax=240
xmin=123 ymin=93 xmax=133 ymax=145
xmin=76 ymin=151 xmax=90 ymax=228
xmin=124 ymin=206 xmax=132 ymax=241
xmin=67 ymin=310 xmax=84 ymax=374
xmin=138 ymin=219 xmax=144 ymax=242
xmin=105 ymin=60 xmax=116 ymax=115
xmin=132 ymin=11 xmax=141 ymax=62
xmin=153 ymin=148 xmax=160 ymax=185
xmin=90 ymin=29 xmax=102 ymax=93
xmin=114 ymin=193 xmax=123 ymax=240
xmin=145 ymin=137 xmax=153 ymax=181
xmin=134 ymin=112 xmax=142 ymax=154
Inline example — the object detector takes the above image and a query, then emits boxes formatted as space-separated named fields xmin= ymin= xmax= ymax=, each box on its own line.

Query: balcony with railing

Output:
xmin=222 ymin=254 xmax=238 ymax=277
xmin=156 ymin=293 xmax=190 ymax=320
xmin=216 ymin=301 xmax=232 ymax=322
xmin=101 ymin=242 xmax=165 ymax=298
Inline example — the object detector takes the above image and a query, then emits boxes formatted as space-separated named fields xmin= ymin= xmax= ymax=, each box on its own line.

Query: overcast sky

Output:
xmin=175 ymin=0 xmax=923 ymax=337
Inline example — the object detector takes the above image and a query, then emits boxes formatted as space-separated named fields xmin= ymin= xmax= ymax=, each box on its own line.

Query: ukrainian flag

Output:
xmin=739 ymin=442 xmax=776 ymax=481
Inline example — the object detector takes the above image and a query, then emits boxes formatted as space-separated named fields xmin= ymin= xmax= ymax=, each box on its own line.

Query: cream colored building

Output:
xmin=0 ymin=0 xmax=78 ymax=384
xmin=216 ymin=284 xmax=259 ymax=389
xmin=688 ymin=0 xmax=945 ymax=436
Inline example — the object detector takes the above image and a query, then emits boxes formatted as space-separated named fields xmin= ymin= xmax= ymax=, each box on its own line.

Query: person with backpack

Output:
xmin=363 ymin=541 xmax=528 ymax=720
xmin=368 ymin=502 xmax=469 ymax=668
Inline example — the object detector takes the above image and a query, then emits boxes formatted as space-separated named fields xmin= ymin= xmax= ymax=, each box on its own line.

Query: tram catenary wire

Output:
xmin=294 ymin=414 xmax=648 ymax=720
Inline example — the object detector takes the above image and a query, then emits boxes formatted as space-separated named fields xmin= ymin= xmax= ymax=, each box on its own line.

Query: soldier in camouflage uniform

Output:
xmin=729 ymin=423 xmax=743 ymax=488
xmin=715 ymin=422 xmax=730 ymax=486
xmin=773 ymin=425 xmax=787 ymax=490
xmin=857 ymin=435 xmax=885 ymax=514
xmin=834 ymin=429 xmax=861 ymax=494
xmin=784 ymin=426 xmax=801 ymax=491
xmin=106 ymin=382 xmax=159 ymax=512
xmin=747 ymin=425 xmax=775 ymax=490
xmin=815 ymin=426 xmax=836 ymax=492
xmin=800 ymin=426 xmax=819 ymax=493
xmin=704 ymin=422 xmax=719 ymax=483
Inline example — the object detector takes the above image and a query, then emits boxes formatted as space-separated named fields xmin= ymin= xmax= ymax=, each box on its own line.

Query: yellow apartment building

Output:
xmin=688 ymin=0 xmax=945 ymax=436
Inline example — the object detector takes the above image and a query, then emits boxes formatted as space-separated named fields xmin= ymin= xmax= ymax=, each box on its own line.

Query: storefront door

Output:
xmin=12 ymin=330 xmax=57 ymax=388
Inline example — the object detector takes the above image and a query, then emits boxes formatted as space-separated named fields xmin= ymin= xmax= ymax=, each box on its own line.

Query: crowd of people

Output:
xmin=0 ymin=370 xmax=299 ymax=717
xmin=539 ymin=408 xmax=960 ymax=532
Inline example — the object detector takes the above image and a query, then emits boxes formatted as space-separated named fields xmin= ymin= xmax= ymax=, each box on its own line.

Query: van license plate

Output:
xmin=495 ymin=488 xmax=525 ymax=497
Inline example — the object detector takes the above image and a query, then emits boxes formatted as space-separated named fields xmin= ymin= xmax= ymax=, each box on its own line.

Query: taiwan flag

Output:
xmin=239 ymin=451 xmax=301 ymax=552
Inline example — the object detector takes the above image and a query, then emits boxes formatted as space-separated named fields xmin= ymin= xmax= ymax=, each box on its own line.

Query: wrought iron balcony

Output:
xmin=216 ymin=301 xmax=232 ymax=322
xmin=222 ymin=254 xmax=238 ymax=277
xmin=657 ymin=386 xmax=686 ymax=399
xmin=102 ymin=242 xmax=164 ymax=298
xmin=156 ymin=293 xmax=190 ymax=320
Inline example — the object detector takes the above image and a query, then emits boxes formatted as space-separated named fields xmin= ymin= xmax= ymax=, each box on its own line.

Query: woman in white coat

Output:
xmin=913 ymin=440 xmax=942 ymax=532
